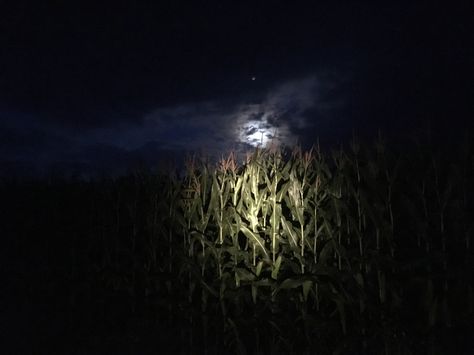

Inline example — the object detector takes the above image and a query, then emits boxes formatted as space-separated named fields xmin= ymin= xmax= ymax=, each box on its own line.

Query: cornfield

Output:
xmin=3 ymin=135 xmax=473 ymax=354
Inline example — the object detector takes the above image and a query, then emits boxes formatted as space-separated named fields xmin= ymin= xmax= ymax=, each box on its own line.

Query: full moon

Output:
xmin=238 ymin=120 xmax=275 ymax=148
xmin=234 ymin=101 xmax=298 ymax=150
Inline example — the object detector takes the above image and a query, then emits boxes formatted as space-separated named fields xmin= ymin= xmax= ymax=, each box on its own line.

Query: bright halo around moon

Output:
xmin=234 ymin=103 xmax=296 ymax=149
xmin=239 ymin=120 xmax=275 ymax=147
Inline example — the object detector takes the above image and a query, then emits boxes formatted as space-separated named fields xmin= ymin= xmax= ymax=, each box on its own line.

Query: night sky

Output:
xmin=0 ymin=1 xmax=472 ymax=177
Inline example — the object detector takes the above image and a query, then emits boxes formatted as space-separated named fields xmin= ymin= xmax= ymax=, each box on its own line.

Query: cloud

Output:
xmin=70 ymin=74 xmax=343 ymax=167
xmin=1 ymin=73 xmax=345 ymax=177
xmin=115 ymin=75 xmax=332 ymax=158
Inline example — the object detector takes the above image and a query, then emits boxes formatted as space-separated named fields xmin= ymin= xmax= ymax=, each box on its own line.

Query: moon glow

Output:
xmin=239 ymin=120 xmax=275 ymax=147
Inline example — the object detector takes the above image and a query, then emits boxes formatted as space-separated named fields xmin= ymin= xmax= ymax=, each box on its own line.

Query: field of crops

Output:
xmin=3 ymin=136 xmax=473 ymax=354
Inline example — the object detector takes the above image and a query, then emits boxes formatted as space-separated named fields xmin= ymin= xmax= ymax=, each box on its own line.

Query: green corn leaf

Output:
xmin=282 ymin=160 xmax=292 ymax=176
xmin=271 ymin=255 xmax=282 ymax=280
xmin=223 ymin=246 xmax=247 ymax=262
xmin=276 ymin=181 xmax=290 ymax=202
xmin=302 ymin=280 xmax=313 ymax=302
xmin=256 ymin=260 xmax=264 ymax=277
xmin=273 ymin=276 xmax=314 ymax=297
xmin=240 ymin=225 xmax=270 ymax=261
xmin=256 ymin=189 xmax=267 ymax=211
xmin=295 ymin=206 xmax=304 ymax=226
xmin=263 ymin=173 xmax=273 ymax=192
xmin=236 ymin=267 xmax=256 ymax=284
xmin=281 ymin=216 xmax=299 ymax=250
xmin=223 ymin=179 xmax=232 ymax=202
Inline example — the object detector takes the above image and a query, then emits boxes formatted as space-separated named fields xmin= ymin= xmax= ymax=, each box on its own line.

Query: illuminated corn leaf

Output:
xmin=281 ymin=215 xmax=299 ymax=251
xmin=271 ymin=255 xmax=283 ymax=280
xmin=240 ymin=225 xmax=270 ymax=261
xmin=256 ymin=260 xmax=264 ymax=277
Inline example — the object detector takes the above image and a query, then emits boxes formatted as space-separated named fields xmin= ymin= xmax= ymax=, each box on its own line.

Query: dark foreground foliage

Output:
xmin=2 ymin=136 xmax=473 ymax=354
